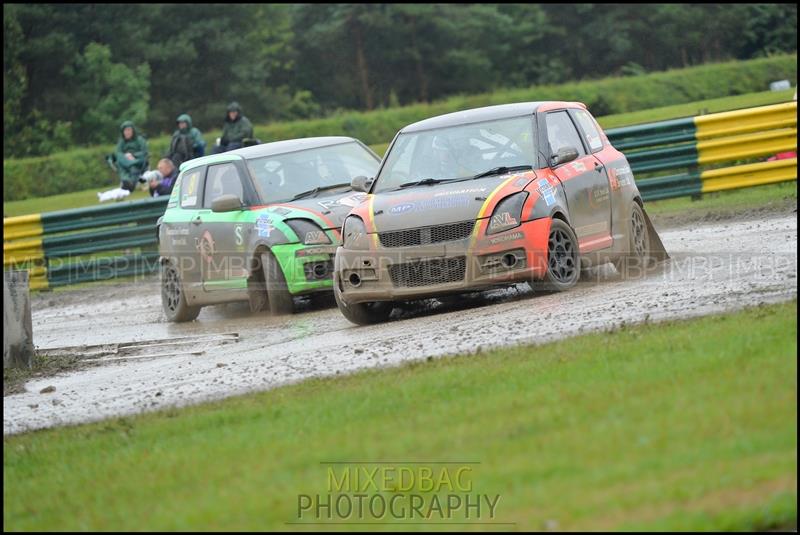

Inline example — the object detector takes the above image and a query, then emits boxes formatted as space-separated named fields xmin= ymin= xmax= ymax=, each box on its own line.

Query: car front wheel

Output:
xmin=262 ymin=252 xmax=295 ymax=315
xmin=533 ymin=218 xmax=581 ymax=292
xmin=333 ymin=275 xmax=393 ymax=325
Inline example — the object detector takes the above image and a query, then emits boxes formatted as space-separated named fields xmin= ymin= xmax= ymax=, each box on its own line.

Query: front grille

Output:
xmin=378 ymin=221 xmax=474 ymax=248
xmin=388 ymin=256 xmax=466 ymax=288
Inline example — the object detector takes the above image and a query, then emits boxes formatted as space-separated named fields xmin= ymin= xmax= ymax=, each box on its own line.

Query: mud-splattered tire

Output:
xmin=161 ymin=261 xmax=201 ymax=322
xmin=533 ymin=218 xmax=581 ymax=292
xmin=262 ymin=252 xmax=295 ymax=315
xmin=334 ymin=275 xmax=393 ymax=325
xmin=613 ymin=202 xmax=653 ymax=278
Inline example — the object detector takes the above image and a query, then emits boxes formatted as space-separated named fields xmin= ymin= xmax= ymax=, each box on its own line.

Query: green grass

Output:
xmin=2 ymin=187 xmax=153 ymax=218
xmin=595 ymin=88 xmax=796 ymax=128
xmin=645 ymin=180 xmax=797 ymax=221
xmin=4 ymin=301 xmax=796 ymax=531
xmin=3 ymin=89 xmax=794 ymax=218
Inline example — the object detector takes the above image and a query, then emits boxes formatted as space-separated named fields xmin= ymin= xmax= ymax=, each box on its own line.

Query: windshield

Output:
xmin=247 ymin=142 xmax=380 ymax=204
xmin=375 ymin=116 xmax=537 ymax=193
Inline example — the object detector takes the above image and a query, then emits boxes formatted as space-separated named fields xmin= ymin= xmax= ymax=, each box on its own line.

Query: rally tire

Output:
xmin=533 ymin=218 xmax=581 ymax=292
xmin=334 ymin=275 xmax=393 ymax=325
xmin=613 ymin=202 xmax=653 ymax=279
xmin=161 ymin=261 xmax=201 ymax=323
xmin=262 ymin=252 xmax=295 ymax=315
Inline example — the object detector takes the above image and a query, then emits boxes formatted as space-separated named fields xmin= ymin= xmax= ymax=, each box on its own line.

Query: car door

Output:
xmin=198 ymin=161 xmax=252 ymax=291
xmin=162 ymin=166 xmax=205 ymax=289
xmin=543 ymin=110 xmax=613 ymax=252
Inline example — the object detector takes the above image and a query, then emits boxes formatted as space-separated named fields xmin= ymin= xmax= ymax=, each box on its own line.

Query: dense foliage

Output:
xmin=4 ymin=3 xmax=797 ymax=158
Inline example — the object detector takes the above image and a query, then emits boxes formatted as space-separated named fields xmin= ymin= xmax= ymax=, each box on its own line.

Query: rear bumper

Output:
xmin=335 ymin=218 xmax=552 ymax=304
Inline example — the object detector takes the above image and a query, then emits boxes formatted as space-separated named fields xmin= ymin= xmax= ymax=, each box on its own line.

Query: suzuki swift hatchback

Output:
xmin=333 ymin=102 xmax=667 ymax=324
xmin=158 ymin=136 xmax=381 ymax=321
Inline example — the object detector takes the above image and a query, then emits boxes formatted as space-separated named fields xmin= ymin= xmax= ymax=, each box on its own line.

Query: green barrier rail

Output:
xmin=3 ymin=101 xmax=797 ymax=289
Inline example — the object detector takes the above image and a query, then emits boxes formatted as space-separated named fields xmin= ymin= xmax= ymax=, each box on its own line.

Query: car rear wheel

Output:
xmin=334 ymin=275 xmax=393 ymax=325
xmin=161 ymin=261 xmax=201 ymax=322
xmin=613 ymin=202 xmax=652 ymax=278
xmin=534 ymin=218 xmax=580 ymax=292
xmin=262 ymin=252 xmax=295 ymax=315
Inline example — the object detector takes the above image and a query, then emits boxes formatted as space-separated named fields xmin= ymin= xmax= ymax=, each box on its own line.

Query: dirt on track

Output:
xmin=3 ymin=212 xmax=797 ymax=435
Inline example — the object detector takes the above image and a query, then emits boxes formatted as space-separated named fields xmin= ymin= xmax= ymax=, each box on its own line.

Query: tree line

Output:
xmin=4 ymin=3 xmax=797 ymax=158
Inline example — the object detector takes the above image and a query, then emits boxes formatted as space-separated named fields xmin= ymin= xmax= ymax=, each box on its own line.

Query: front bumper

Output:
xmin=335 ymin=218 xmax=552 ymax=304
xmin=271 ymin=243 xmax=338 ymax=295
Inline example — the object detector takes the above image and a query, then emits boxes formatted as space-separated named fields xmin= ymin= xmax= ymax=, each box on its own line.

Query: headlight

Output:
xmin=486 ymin=192 xmax=528 ymax=235
xmin=285 ymin=219 xmax=331 ymax=245
xmin=342 ymin=216 xmax=369 ymax=250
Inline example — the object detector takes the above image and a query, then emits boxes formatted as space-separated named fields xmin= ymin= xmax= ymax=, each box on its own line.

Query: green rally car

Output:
xmin=157 ymin=137 xmax=381 ymax=322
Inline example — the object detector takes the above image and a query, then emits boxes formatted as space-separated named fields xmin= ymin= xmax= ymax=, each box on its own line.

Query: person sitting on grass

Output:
xmin=107 ymin=120 xmax=149 ymax=192
xmin=148 ymin=158 xmax=179 ymax=198
xmin=213 ymin=101 xmax=254 ymax=153
xmin=168 ymin=113 xmax=206 ymax=168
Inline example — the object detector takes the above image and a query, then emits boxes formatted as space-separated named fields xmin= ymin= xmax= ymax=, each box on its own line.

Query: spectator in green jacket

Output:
xmin=168 ymin=113 xmax=206 ymax=168
xmin=111 ymin=120 xmax=149 ymax=191
xmin=214 ymin=101 xmax=254 ymax=153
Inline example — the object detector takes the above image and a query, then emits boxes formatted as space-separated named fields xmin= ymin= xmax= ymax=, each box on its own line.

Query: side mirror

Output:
xmin=551 ymin=146 xmax=579 ymax=167
xmin=351 ymin=175 xmax=374 ymax=193
xmin=211 ymin=194 xmax=243 ymax=213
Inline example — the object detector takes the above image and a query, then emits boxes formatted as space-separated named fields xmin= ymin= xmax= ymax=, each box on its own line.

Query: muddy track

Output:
xmin=4 ymin=213 xmax=797 ymax=435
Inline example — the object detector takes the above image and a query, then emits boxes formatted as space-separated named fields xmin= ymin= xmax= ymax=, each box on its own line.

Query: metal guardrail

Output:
xmin=3 ymin=102 xmax=797 ymax=290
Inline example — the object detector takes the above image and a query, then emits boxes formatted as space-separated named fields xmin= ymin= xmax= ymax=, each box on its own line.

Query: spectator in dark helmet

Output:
xmin=213 ymin=101 xmax=254 ymax=153
xmin=167 ymin=113 xmax=206 ymax=168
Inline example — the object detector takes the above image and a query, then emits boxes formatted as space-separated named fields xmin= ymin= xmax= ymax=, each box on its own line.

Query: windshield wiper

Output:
xmin=470 ymin=165 xmax=533 ymax=180
xmin=398 ymin=178 xmax=446 ymax=189
xmin=291 ymin=182 xmax=352 ymax=200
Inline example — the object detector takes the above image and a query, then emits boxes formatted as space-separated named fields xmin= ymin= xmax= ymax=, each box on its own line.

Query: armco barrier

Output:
xmin=3 ymin=101 xmax=797 ymax=289
xmin=3 ymin=197 xmax=168 ymax=290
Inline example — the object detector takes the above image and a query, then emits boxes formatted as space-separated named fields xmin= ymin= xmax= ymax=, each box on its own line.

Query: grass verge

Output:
xmin=3 ymin=301 xmax=796 ymax=531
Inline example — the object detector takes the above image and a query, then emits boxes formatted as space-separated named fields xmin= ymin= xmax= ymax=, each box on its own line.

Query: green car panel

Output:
xmin=158 ymin=137 xmax=380 ymax=319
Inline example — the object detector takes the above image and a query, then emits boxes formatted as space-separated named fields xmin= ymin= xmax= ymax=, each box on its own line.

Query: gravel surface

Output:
xmin=4 ymin=214 xmax=797 ymax=435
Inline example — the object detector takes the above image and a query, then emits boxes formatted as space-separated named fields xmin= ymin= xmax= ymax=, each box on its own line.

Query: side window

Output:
xmin=573 ymin=109 xmax=604 ymax=152
xmin=545 ymin=111 xmax=587 ymax=159
xmin=180 ymin=169 xmax=202 ymax=208
xmin=203 ymin=163 xmax=244 ymax=208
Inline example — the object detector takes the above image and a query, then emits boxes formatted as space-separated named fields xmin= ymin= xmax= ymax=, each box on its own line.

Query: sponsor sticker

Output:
xmin=389 ymin=196 xmax=472 ymax=214
xmin=489 ymin=231 xmax=524 ymax=245
xmin=199 ymin=230 xmax=215 ymax=262
xmin=615 ymin=165 xmax=633 ymax=187
xmin=318 ymin=192 xmax=368 ymax=211
xmin=536 ymin=178 xmax=556 ymax=206
xmin=589 ymin=185 xmax=610 ymax=207
xmin=571 ymin=161 xmax=586 ymax=173
xmin=304 ymin=230 xmax=328 ymax=244
xmin=433 ymin=187 xmax=487 ymax=197
xmin=256 ymin=214 xmax=274 ymax=238
xmin=608 ymin=167 xmax=621 ymax=191
xmin=234 ymin=224 xmax=244 ymax=246
xmin=489 ymin=212 xmax=518 ymax=230
xmin=390 ymin=203 xmax=415 ymax=214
